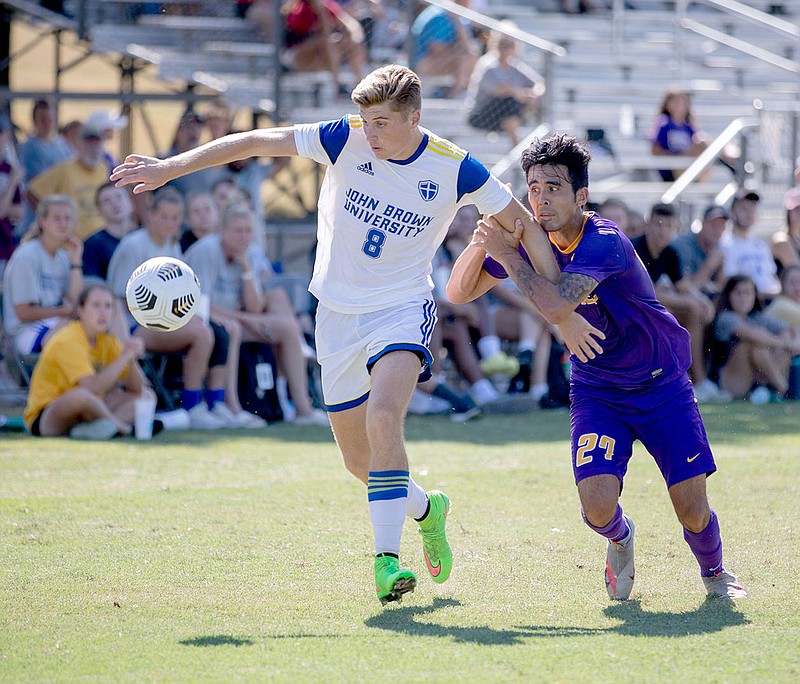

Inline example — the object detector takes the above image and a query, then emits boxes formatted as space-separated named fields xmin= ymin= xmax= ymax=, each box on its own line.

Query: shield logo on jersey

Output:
xmin=418 ymin=180 xmax=439 ymax=202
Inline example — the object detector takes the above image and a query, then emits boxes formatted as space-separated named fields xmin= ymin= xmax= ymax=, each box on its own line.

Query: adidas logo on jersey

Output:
xmin=357 ymin=161 xmax=374 ymax=176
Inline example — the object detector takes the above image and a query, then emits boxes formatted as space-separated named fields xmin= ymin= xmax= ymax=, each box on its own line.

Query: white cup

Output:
xmin=197 ymin=294 xmax=211 ymax=323
xmin=134 ymin=395 xmax=157 ymax=440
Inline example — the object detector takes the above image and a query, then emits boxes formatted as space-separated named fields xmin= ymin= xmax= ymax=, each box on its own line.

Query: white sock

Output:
xmin=477 ymin=335 xmax=501 ymax=359
xmin=368 ymin=471 xmax=409 ymax=555
xmin=406 ymin=477 xmax=429 ymax=520
xmin=518 ymin=339 xmax=536 ymax=354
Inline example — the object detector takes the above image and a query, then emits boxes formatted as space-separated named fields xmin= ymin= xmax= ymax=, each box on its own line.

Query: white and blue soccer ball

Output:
xmin=125 ymin=256 xmax=201 ymax=331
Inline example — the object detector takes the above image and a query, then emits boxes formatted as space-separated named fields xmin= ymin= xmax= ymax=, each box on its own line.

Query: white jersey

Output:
xmin=294 ymin=116 xmax=512 ymax=313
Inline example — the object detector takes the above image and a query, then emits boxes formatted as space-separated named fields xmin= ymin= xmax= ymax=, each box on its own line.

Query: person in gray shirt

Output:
xmin=2 ymin=195 xmax=82 ymax=355
xmin=465 ymin=29 xmax=544 ymax=146
xmin=185 ymin=202 xmax=327 ymax=426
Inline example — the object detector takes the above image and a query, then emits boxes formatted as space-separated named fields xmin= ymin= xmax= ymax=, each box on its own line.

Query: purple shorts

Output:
xmin=570 ymin=375 xmax=716 ymax=488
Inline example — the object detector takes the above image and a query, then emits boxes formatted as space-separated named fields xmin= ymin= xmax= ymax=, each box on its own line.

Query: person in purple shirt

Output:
xmin=447 ymin=133 xmax=748 ymax=602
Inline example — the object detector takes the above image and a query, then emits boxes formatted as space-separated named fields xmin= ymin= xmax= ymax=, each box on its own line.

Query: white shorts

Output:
xmin=315 ymin=299 xmax=437 ymax=412
xmin=13 ymin=317 xmax=61 ymax=355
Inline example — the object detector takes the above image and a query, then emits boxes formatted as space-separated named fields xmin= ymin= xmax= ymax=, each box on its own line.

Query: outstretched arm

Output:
xmin=110 ymin=128 xmax=298 ymax=194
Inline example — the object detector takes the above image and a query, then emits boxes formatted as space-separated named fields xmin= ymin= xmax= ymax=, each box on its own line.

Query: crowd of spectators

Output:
xmin=3 ymin=1 xmax=800 ymax=440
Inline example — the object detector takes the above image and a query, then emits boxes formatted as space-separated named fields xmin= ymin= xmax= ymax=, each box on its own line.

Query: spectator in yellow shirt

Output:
xmin=24 ymin=283 xmax=153 ymax=439
xmin=27 ymin=125 xmax=109 ymax=240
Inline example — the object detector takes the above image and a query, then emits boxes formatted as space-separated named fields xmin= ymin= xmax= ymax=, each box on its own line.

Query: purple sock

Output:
xmin=582 ymin=504 xmax=630 ymax=542
xmin=684 ymin=509 xmax=723 ymax=577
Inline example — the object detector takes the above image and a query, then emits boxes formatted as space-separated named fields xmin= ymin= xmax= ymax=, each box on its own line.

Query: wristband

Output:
xmin=242 ymin=272 xmax=254 ymax=281
xmin=71 ymin=264 xmax=82 ymax=270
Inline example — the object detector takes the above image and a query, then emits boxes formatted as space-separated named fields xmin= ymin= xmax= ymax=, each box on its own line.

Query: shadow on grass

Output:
xmin=365 ymin=596 xmax=748 ymax=645
xmin=179 ymin=635 xmax=255 ymax=647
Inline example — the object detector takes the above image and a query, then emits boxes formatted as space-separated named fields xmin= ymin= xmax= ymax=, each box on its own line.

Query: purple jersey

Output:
xmin=483 ymin=212 xmax=691 ymax=392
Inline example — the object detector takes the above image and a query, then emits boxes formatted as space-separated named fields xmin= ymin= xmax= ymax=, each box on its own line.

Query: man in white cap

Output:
xmin=85 ymin=110 xmax=129 ymax=174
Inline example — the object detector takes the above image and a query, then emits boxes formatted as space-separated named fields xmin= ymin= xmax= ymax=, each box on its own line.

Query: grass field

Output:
xmin=1 ymin=403 xmax=799 ymax=683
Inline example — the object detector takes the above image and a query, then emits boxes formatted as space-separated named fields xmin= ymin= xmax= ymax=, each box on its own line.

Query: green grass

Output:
xmin=1 ymin=405 xmax=799 ymax=683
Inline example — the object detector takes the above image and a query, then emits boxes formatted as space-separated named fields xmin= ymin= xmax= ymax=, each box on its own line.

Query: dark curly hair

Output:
xmin=520 ymin=133 xmax=591 ymax=194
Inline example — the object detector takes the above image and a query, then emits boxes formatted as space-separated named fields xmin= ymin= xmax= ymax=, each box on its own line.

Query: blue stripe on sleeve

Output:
xmin=456 ymin=153 xmax=491 ymax=203
xmin=318 ymin=116 xmax=351 ymax=165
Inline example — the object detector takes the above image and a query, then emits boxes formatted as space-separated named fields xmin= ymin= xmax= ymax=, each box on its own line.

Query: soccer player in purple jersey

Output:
xmin=448 ymin=133 xmax=748 ymax=601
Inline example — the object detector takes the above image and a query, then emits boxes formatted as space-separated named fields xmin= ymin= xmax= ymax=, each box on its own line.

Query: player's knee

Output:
xmin=365 ymin=403 xmax=403 ymax=440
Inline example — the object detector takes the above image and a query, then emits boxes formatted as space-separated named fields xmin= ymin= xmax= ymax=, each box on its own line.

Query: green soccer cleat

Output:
xmin=374 ymin=555 xmax=417 ymax=605
xmin=418 ymin=490 xmax=453 ymax=584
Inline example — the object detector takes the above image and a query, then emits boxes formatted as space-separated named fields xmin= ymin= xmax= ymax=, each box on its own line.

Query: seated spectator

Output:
xmin=163 ymin=111 xmax=226 ymax=197
xmin=27 ymin=123 xmax=109 ymax=240
xmin=650 ymin=89 xmax=712 ymax=182
xmin=82 ymin=183 xmax=136 ymax=281
xmin=709 ymin=275 xmax=800 ymax=399
xmin=280 ymin=0 xmax=367 ymax=96
xmin=765 ymin=264 xmax=800 ymax=328
xmin=106 ymin=188 xmax=231 ymax=430
xmin=212 ymin=177 xmax=247 ymax=214
xmin=598 ymin=197 xmax=642 ymax=240
xmin=244 ymin=0 xmax=277 ymax=41
xmin=83 ymin=110 xmax=129 ymax=174
xmin=17 ymin=99 xmax=73 ymax=233
xmin=411 ymin=0 xmax=478 ymax=98
xmin=2 ymin=195 xmax=83 ymax=357
xmin=465 ymin=29 xmax=544 ymax=146
xmin=771 ymin=186 xmax=800 ymax=274
xmin=0 ymin=115 xmax=24 ymax=277
xmin=180 ymin=191 xmax=219 ymax=253
xmin=631 ymin=203 xmax=725 ymax=402
xmin=203 ymin=98 xmax=234 ymax=141
xmin=719 ymin=190 xmax=780 ymax=300
xmin=671 ymin=204 xmax=729 ymax=299
xmin=185 ymin=202 xmax=328 ymax=426
xmin=23 ymin=283 xmax=154 ymax=439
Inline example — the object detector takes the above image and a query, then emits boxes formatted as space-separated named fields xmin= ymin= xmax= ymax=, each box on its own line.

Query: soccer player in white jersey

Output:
xmin=112 ymin=65 xmax=598 ymax=605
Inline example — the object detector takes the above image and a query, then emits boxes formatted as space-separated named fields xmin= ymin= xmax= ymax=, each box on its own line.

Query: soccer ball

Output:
xmin=125 ymin=256 xmax=201 ymax=331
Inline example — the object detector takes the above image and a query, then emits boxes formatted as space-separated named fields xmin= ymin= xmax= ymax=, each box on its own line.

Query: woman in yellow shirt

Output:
xmin=24 ymin=283 xmax=152 ymax=439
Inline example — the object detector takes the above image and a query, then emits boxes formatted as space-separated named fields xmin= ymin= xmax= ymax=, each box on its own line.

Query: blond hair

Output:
xmin=351 ymin=65 xmax=422 ymax=116
xmin=23 ymin=194 xmax=76 ymax=243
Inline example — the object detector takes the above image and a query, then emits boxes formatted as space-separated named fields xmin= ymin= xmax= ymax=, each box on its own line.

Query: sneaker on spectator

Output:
xmin=211 ymin=402 xmax=268 ymax=428
xmin=479 ymin=351 xmax=520 ymax=377
xmin=188 ymin=404 xmax=226 ymax=430
xmin=292 ymin=408 xmax=329 ymax=427
xmin=69 ymin=418 xmax=118 ymax=441
xmin=155 ymin=408 xmax=191 ymax=431
xmin=694 ymin=379 xmax=733 ymax=404
xmin=470 ymin=378 xmax=500 ymax=406
xmin=450 ymin=405 xmax=481 ymax=423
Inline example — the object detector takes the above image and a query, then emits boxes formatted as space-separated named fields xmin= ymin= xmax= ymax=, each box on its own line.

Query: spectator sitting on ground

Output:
xmin=23 ymin=283 xmax=154 ymax=439
xmin=719 ymin=190 xmax=780 ymax=300
xmin=0 ymin=115 xmax=24 ymax=276
xmin=670 ymin=204 xmax=729 ymax=300
xmin=465 ymin=28 xmax=544 ymax=147
xmin=2 ymin=195 xmax=82 ymax=358
xmin=280 ymin=0 xmax=367 ymax=96
xmin=765 ymin=264 xmax=800 ymax=329
xmin=709 ymin=275 xmax=800 ymax=399
xmin=82 ymin=183 xmax=137 ymax=282
xmin=771 ymin=186 xmax=800 ymax=274
xmin=631 ymin=203 xmax=726 ymax=403
xmin=185 ymin=202 xmax=328 ymax=426
xmin=27 ymin=123 xmax=109 ymax=241
xmin=106 ymin=188 xmax=231 ymax=430
xmin=411 ymin=0 xmax=478 ymax=98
